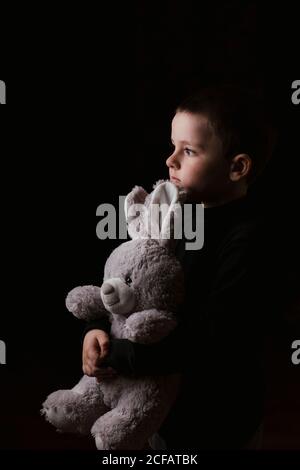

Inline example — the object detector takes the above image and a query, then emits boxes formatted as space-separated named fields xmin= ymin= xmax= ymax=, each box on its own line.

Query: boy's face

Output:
xmin=167 ymin=111 xmax=233 ymax=203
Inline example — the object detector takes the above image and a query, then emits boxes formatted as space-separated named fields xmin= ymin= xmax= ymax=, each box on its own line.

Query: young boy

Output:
xmin=82 ymin=86 xmax=274 ymax=449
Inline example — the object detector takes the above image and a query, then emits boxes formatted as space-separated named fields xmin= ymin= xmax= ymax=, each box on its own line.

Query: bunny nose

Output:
xmin=101 ymin=282 xmax=114 ymax=295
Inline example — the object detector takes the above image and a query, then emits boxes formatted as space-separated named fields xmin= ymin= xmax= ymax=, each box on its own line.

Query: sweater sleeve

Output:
xmin=101 ymin=324 xmax=184 ymax=376
xmin=83 ymin=317 xmax=111 ymax=336
xmin=82 ymin=309 xmax=185 ymax=376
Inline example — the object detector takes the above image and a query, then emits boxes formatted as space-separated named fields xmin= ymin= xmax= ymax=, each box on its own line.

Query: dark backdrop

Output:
xmin=0 ymin=0 xmax=299 ymax=458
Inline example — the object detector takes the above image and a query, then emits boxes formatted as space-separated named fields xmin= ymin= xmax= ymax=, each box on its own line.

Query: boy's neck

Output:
xmin=202 ymin=187 xmax=248 ymax=209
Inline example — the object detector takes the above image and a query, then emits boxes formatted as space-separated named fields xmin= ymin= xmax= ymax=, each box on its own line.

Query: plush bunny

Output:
xmin=41 ymin=180 xmax=186 ymax=450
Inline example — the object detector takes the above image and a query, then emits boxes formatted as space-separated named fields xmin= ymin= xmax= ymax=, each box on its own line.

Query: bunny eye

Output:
xmin=125 ymin=276 xmax=132 ymax=285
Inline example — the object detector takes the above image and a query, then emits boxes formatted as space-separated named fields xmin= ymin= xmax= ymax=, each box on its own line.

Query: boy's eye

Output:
xmin=184 ymin=147 xmax=195 ymax=156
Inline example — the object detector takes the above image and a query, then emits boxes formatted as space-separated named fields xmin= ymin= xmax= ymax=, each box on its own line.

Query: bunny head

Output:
xmin=100 ymin=180 xmax=186 ymax=316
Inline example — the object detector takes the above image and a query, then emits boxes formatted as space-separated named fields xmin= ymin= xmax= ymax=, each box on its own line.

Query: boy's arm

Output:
xmin=102 ymin=325 xmax=184 ymax=376
xmin=83 ymin=228 xmax=266 ymax=378
xmin=83 ymin=322 xmax=184 ymax=377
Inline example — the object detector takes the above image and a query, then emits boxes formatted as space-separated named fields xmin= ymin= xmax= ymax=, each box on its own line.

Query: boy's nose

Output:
xmin=166 ymin=153 xmax=180 ymax=169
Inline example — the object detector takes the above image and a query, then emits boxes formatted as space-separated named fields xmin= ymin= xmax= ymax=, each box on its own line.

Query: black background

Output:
xmin=0 ymin=1 xmax=299 ymax=465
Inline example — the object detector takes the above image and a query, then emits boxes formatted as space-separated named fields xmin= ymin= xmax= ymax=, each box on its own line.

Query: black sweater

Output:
xmin=84 ymin=196 xmax=272 ymax=449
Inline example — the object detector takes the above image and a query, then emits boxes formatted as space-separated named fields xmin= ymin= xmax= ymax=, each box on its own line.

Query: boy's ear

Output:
xmin=229 ymin=154 xmax=252 ymax=181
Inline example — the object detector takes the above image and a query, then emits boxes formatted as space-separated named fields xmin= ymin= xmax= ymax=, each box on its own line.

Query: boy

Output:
xmin=82 ymin=86 xmax=274 ymax=449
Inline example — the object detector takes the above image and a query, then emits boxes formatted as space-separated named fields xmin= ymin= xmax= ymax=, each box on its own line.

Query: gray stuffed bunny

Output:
xmin=42 ymin=180 xmax=186 ymax=450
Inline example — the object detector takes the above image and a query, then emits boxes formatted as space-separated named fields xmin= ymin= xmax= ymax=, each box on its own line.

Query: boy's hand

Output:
xmin=82 ymin=329 xmax=117 ymax=380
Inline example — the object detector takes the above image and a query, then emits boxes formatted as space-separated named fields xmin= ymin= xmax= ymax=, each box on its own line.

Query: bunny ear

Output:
xmin=124 ymin=185 xmax=148 ymax=219
xmin=124 ymin=180 xmax=187 ymax=243
xmin=150 ymin=180 xmax=178 ymax=210
xmin=148 ymin=180 xmax=187 ymax=246
xmin=124 ymin=185 xmax=149 ymax=239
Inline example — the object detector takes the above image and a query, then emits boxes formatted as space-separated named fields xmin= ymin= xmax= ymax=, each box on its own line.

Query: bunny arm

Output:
xmin=65 ymin=285 xmax=111 ymax=322
xmin=124 ymin=309 xmax=177 ymax=344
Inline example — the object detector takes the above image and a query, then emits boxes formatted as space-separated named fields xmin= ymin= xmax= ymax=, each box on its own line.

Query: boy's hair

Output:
xmin=177 ymin=86 xmax=276 ymax=184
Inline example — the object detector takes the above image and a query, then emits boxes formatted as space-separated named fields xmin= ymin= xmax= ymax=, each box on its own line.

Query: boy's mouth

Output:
xmin=170 ymin=175 xmax=181 ymax=184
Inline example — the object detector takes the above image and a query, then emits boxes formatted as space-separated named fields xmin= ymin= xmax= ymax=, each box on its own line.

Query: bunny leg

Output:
xmin=42 ymin=375 xmax=108 ymax=435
